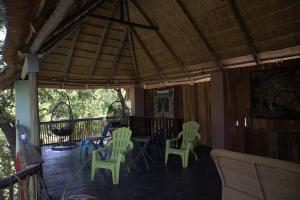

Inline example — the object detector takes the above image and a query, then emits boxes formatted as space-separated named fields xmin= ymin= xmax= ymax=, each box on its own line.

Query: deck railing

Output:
xmin=129 ymin=116 xmax=183 ymax=138
xmin=39 ymin=116 xmax=126 ymax=145
xmin=40 ymin=116 xmax=182 ymax=145
xmin=0 ymin=124 xmax=45 ymax=200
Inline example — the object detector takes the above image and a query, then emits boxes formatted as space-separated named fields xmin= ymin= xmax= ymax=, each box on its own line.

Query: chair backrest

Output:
xmin=181 ymin=121 xmax=200 ymax=149
xmin=111 ymin=127 xmax=132 ymax=160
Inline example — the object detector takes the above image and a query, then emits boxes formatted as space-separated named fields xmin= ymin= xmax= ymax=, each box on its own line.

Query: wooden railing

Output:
xmin=129 ymin=116 xmax=183 ymax=138
xmin=40 ymin=116 xmax=182 ymax=145
xmin=39 ymin=116 xmax=127 ymax=145
xmin=0 ymin=124 xmax=45 ymax=200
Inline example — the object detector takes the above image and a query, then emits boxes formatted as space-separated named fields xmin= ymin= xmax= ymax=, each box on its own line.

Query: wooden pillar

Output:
xmin=16 ymin=54 xmax=40 ymax=199
xmin=130 ymin=84 xmax=145 ymax=116
xmin=29 ymin=72 xmax=40 ymax=147
xmin=15 ymin=81 xmax=31 ymax=152
xmin=210 ymin=71 xmax=229 ymax=149
xmin=22 ymin=54 xmax=40 ymax=147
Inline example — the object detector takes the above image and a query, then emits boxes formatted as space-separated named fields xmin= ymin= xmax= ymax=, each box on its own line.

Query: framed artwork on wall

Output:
xmin=250 ymin=66 xmax=300 ymax=119
xmin=154 ymin=89 xmax=174 ymax=118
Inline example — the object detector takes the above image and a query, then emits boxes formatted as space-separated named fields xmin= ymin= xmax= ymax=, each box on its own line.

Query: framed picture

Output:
xmin=154 ymin=89 xmax=174 ymax=118
xmin=250 ymin=67 xmax=300 ymax=119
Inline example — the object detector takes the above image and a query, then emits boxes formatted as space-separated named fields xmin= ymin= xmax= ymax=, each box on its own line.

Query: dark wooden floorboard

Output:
xmin=42 ymin=144 xmax=221 ymax=200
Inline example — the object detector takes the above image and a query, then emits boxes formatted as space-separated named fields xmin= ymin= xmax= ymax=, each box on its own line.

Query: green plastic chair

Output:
xmin=164 ymin=121 xmax=201 ymax=168
xmin=91 ymin=127 xmax=133 ymax=184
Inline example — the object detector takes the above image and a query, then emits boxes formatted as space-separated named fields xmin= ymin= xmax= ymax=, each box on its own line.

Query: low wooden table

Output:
xmin=131 ymin=136 xmax=155 ymax=170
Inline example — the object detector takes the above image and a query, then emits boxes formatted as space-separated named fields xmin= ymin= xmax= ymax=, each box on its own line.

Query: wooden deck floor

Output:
xmin=41 ymin=144 xmax=221 ymax=200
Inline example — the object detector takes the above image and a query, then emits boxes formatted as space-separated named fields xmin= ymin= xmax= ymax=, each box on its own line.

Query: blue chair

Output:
xmin=80 ymin=124 xmax=111 ymax=160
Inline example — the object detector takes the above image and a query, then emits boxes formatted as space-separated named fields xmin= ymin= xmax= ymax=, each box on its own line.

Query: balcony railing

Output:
xmin=0 ymin=124 xmax=45 ymax=200
xmin=40 ymin=116 xmax=182 ymax=145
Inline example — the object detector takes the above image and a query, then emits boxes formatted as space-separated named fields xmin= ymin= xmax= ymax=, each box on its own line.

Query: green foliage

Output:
xmin=0 ymin=89 xmax=14 ymax=124
xmin=38 ymin=88 xmax=130 ymax=122
xmin=0 ymin=129 xmax=15 ymax=198
xmin=0 ymin=129 xmax=14 ymax=175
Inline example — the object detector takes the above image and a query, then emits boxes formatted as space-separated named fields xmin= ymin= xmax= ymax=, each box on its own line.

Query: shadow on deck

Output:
xmin=42 ymin=144 xmax=221 ymax=200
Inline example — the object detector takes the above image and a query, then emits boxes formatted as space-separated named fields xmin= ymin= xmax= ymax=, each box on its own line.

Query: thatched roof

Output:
xmin=1 ymin=0 xmax=300 ymax=89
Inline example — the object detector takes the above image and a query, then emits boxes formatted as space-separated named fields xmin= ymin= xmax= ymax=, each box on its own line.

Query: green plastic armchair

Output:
xmin=91 ymin=127 xmax=133 ymax=184
xmin=165 ymin=121 xmax=201 ymax=168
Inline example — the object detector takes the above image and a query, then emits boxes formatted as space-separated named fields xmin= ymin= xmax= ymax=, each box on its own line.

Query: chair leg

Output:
xmin=192 ymin=150 xmax=198 ymax=161
xmin=182 ymin=152 xmax=189 ymax=168
xmin=112 ymin=166 xmax=119 ymax=185
xmin=164 ymin=151 xmax=169 ymax=164
xmin=115 ymin=166 xmax=120 ymax=185
xmin=79 ymin=144 xmax=83 ymax=160
xmin=180 ymin=153 xmax=186 ymax=168
xmin=91 ymin=166 xmax=95 ymax=181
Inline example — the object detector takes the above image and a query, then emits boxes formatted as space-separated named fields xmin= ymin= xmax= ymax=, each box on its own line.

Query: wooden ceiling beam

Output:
xmin=174 ymin=0 xmax=224 ymax=70
xmin=128 ymin=29 xmax=140 ymax=82
xmin=124 ymin=0 xmax=140 ymax=83
xmin=63 ymin=28 xmax=81 ymax=80
xmin=228 ymin=0 xmax=260 ymax=65
xmin=88 ymin=14 xmax=158 ymax=30
xmin=88 ymin=0 xmax=118 ymax=80
xmin=130 ymin=27 xmax=167 ymax=82
xmin=131 ymin=0 xmax=192 ymax=81
xmin=107 ymin=30 xmax=128 ymax=84
xmin=39 ymin=0 xmax=107 ymax=54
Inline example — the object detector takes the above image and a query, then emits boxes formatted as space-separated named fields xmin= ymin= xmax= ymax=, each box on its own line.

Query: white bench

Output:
xmin=211 ymin=149 xmax=300 ymax=200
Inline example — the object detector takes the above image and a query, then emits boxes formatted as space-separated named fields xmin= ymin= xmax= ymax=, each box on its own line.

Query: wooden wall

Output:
xmin=225 ymin=59 xmax=300 ymax=161
xmin=144 ymin=83 xmax=211 ymax=145
xmin=181 ymin=83 xmax=211 ymax=145
xmin=144 ymin=59 xmax=300 ymax=160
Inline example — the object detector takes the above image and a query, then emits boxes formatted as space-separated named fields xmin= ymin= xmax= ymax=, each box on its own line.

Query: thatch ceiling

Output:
xmin=1 ymin=0 xmax=300 ymax=89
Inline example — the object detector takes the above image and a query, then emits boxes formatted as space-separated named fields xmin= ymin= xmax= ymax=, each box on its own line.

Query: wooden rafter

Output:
xmin=88 ymin=0 xmax=118 ymax=80
xmin=174 ymin=0 xmax=224 ymax=70
xmin=130 ymin=27 xmax=166 ymax=82
xmin=128 ymin=29 xmax=140 ymax=82
xmin=124 ymin=0 xmax=139 ymax=82
xmin=39 ymin=0 xmax=107 ymax=53
xmin=63 ymin=27 xmax=80 ymax=80
xmin=107 ymin=30 xmax=128 ymax=84
xmin=88 ymin=14 xmax=158 ymax=30
xmin=132 ymin=1 xmax=192 ymax=81
xmin=228 ymin=0 xmax=260 ymax=65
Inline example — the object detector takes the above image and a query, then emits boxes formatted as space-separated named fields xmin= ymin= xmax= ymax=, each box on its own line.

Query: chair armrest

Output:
xmin=124 ymin=141 xmax=133 ymax=154
xmin=166 ymin=132 xmax=183 ymax=142
xmin=194 ymin=133 xmax=201 ymax=145
xmin=166 ymin=132 xmax=183 ymax=147
xmin=92 ymin=140 xmax=113 ymax=156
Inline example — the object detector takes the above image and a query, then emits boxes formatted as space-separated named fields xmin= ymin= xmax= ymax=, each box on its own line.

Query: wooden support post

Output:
xmin=130 ymin=84 xmax=144 ymax=116
xmin=210 ymin=71 xmax=229 ymax=149
xmin=26 ymin=55 xmax=40 ymax=148
xmin=15 ymin=54 xmax=40 ymax=200
xmin=29 ymin=73 xmax=40 ymax=148
xmin=228 ymin=0 xmax=260 ymax=65
xmin=174 ymin=0 xmax=224 ymax=70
